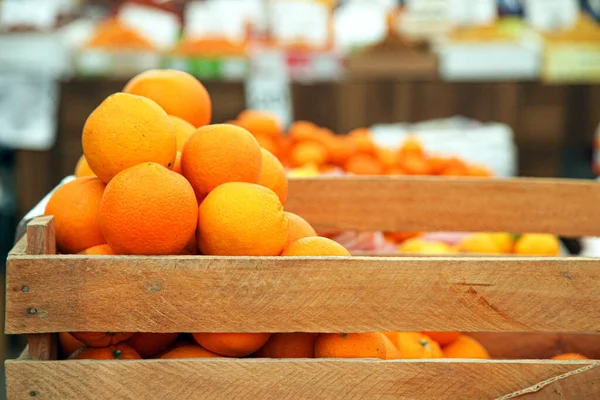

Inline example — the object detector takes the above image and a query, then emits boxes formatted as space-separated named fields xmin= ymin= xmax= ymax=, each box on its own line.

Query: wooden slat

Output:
xmin=6 ymin=255 xmax=600 ymax=334
xmin=286 ymin=177 xmax=600 ymax=236
xmin=26 ymin=216 xmax=56 ymax=256
xmin=9 ymin=234 xmax=28 ymax=256
xmin=25 ymin=216 xmax=57 ymax=361
xmin=5 ymin=359 xmax=599 ymax=400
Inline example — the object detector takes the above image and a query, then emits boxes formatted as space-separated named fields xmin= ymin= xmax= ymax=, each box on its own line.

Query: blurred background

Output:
xmin=0 ymin=0 xmax=599 ymax=395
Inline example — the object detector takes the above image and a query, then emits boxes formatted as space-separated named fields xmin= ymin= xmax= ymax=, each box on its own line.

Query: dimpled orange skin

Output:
xmin=255 ymin=333 xmax=318 ymax=358
xmin=74 ymin=155 xmax=96 ymax=178
xmin=123 ymin=69 xmax=212 ymax=128
xmin=192 ymin=333 xmax=271 ymax=357
xmin=44 ymin=177 xmax=106 ymax=254
xmin=442 ymin=335 xmax=491 ymax=359
xmin=169 ymin=115 xmax=195 ymax=151
xmin=82 ymin=93 xmax=177 ymax=183
xmin=281 ymin=237 xmax=350 ymax=257
xmin=197 ymin=182 xmax=288 ymax=256
xmin=258 ymin=148 xmax=288 ymax=205
xmin=160 ymin=345 xmax=223 ymax=359
xmin=74 ymin=343 xmax=141 ymax=360
xmin=181 ymin=124 xmax=262 ymax=201
xmin=100 ymin=163 xmax=198 ymax=255
xmin=315 ymin=333 xmax=388 ymax=359
xmin=284 ymin=212 xmax=317 ymax=248
xmin=384 ymin=332 xmax=443 ymax=359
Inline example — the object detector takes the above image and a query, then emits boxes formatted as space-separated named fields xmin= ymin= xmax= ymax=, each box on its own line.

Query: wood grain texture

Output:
xmin=6 ymin=255 xmax=600 ymax=334
xmin=26 ymin=216 xmax=55 ymax=256
xmin=5 ymin=359 xmax=599 ymax=400
xmin=9 ymin=234 xmax=28 ymax=256
xmin=286 ymin=176 xmax=600 ymax=236
xmin=25 ymin=216 xmax=57 ymax=361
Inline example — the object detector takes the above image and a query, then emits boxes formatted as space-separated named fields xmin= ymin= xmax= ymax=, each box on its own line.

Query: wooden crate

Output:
xmin=5 ymin=176 xmax=600 ymax=399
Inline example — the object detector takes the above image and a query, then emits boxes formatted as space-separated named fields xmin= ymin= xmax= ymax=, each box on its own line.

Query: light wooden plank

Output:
xmin=286 ymin=176 xmax=600 ymax=236
xmin=5 ymin=359 xmax=599 ymax=400
xmin=26 ymin=216 xmax=55 ymax=256
xmin=6 ymin=255 xmax=600 ymax=334
xmin=9 ymin=234 xmax=28 ymax=256
xmin=25 ymin=216 xmax=57 ymax=361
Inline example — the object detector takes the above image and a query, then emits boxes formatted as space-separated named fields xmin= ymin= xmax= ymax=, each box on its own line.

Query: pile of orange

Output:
xmin=397 ymin=232 xmax=561 ymax=256
xmin=48 ymin=68 xmax=568 ymax=362
xmin=227 ymin=111 xmax=492 ymax=177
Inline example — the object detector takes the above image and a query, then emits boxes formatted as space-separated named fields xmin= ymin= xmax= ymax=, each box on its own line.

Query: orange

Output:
xmin=443 ymin=335 xmax=491 ymax=359
xmin=457 ymin=233 xmax=503 ymax=254
xmin=428 ymin=155 xmax=452 ymax=175
xmin=281 ymin=237 xmax=350 ymax=256
xmin=87 ymin=18 xmax=153 ymax=50
xmin=551 ymin=353 xmax=588 ymax=360
xmin=399 ymin=238 xmax=454 ymax=254
xmin=398 ymin=155 xmax=431 ymax=175
xmin=398 ymin=135 xmax=425 ymax=159
xmin=181 ymin=124 xmax=262 ymax=201
xmin=348 ymin=128 xmax=376 ymax=155
xmin=258 ymin=148 xmax=288 ymax=205
xmin=422 ymin=332 xmax=461 ymax=346
xmin=315 ymin=332 xmax=388 ymax=359
xmin=329 ymin=135 xmax=357 ymax=167
xmin=197 ymin=182 xmax=288 ymax=256
xmin=284 ymin=212 xmax=317 ymax=248
xmin=100 ymin=163 xmax=198 ymax=255
xmin=71 ymin=332 xmax=133 ymax=347
xmin=74 ymin=155 xmax=96 ymax=178
xmin=73 ymin=343 xmax=141 ymax=360
xmin=192 ymin=333 xmax=271 ymax=357
xmin=44 ymin=177 xmax=106 ymax=254
xmin=236 ymin=110 xmax=282 ymax=139
xmin=82 ymin=92 xmax=176 ymax=183
xmin=128 ymin=333 xmax=179 ymax=358
xmin=440 ymin=157 xmax=469 ymax=176
xmin=411 ymin=241 xmax=456 ymax=254
xmin=514 ymin=234 xmax=561 ymax=256
xmin=59 ymin=332 xmax=85 ymax=359
xmin=169 ymin=115 xmax=195 ymax=151
xmin=376 ymin=148 xmax=398 ymax=169
xmin=290 ymin=141 xmax=328 ymax=167
xmin=384 ymin=332 xmax=443 ymax=359
xmin=160 ymin=345 xmax=223 ymax=359
xmin=344 ymin=154 xmax=384 ymax=175
xmin=78 ymin=244 xmax=115 ymax=255
xmin=489 ymin=232 xmax=514 ymax=253
xmin=255 ymin=333 xmax=318 ymax=358
xmin=172 ymin=152 xmax=182 ymax=174
xmin=468 ymin=164 xmax=493 ymax=177
xmin=288 ymin=120 xmax=318 ymax=143
xmin=123 ymin=69 xmax=211 ymax=128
